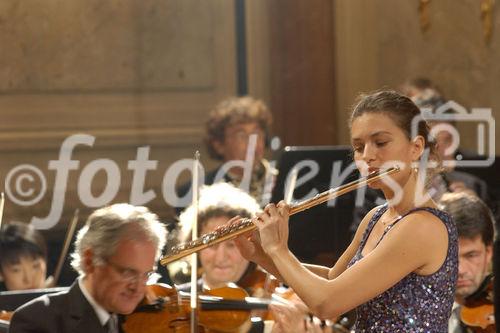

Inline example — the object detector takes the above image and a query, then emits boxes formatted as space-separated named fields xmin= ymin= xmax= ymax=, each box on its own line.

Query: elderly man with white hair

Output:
xmin=10 ymin=203 xmax=166 ymax=333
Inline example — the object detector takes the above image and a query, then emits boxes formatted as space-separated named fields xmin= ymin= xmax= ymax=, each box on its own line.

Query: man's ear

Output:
xmin=486 ymin=244 xmax=493 ymax=264
xmin=82 ymin=248 xmax=95 ymax=274
xmin=212 ymin=139 xmax=225 ymax=157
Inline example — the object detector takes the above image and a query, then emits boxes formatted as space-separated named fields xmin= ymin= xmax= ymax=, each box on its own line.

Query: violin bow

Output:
xmin=284 ymin=167 xmax=298 ymax=204
xmin=48 ymin=209 xmax=80 ymax=287
xmin=0 ymin=192 xmax=5 ymax=230
xmin=190 ymin=151 xmax=200 ymax=333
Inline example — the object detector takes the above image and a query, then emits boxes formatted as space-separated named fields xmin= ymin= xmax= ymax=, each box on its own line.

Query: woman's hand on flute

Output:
xmin=233 ymin=215 xmax=268 ymax=264
xmin=233 ymin=207 xmax=287 ymax=281
xmin=253 ymin=201 xmax=290 ymax=257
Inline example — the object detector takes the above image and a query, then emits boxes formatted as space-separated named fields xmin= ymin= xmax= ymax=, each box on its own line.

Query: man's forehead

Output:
xmin=111 ymin=237 xmax=150 ymax=253
xmin=458 ymin=235 xmax=489 ymax=250
xmin=109 ymin=239 xmax=156 ymax=265
xmin=226 ymin=121 xmax=262 ymax=132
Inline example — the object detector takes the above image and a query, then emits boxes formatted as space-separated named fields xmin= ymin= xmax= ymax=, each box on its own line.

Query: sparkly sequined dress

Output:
xmin=348 ymin=205 xmax=458 ymax=332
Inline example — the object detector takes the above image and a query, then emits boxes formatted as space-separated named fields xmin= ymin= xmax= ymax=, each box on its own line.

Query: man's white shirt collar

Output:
xmin=78 ymin=276 xmax=111 ymax=327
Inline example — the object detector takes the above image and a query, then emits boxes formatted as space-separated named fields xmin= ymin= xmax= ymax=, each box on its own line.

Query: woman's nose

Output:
xmin=362 ymin=144 xmax=375 ymax=162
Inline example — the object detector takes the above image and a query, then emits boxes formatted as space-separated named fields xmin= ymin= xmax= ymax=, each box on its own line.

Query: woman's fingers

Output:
xmin=265 ymin=203 xmax=279 ymax=216
xmin=252 ymin=215 xmax=265 ymax=231
xmin=227 ymin=215 xmax=242 ymax=225
xmin=254 ymin=203 xmax=287 ymax=227
xmin=250 ymin=230 xmax=261 ymax=243
xmin=305 ymin=317 xmax=325 ymax=333
xmin=270 ymin=302 xmax=294 ymax=315
xmin=234 ymin=234 xmax=254 ymax=257
xmin=256 ymin=211 xmax=268 ymax=223
xmin=277 ymin=201 xmax=290 ymax=217
xmin=270 ymin=302 xmax=308 ymax=333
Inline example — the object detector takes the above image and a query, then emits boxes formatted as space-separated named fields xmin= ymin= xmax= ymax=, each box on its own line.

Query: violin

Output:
xmin=122 ymin=283 xmax=271 ymax=333
xmin=0 ymin=310 xmax=12 ymax=321
xmin=239 ymin=265 xmax=354 ymax=332
xmin=238 ymin=265 xmax=354 ymax=332
xmin=237 ymin=264 xmax=280 ymax=298
xmin=460 ymin=274 xmax=495 ymax=333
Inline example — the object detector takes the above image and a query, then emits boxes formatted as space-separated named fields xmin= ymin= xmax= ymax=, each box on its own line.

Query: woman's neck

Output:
xmin=382 ymin=168 xmax=435 ymax=217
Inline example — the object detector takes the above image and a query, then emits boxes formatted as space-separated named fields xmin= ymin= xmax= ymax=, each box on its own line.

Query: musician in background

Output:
xmin=494 ymin=215 xmax=500 ymax=333
xmin=400 ymin=77 xmax=444 ymax=105
xmin=0 ymin=222 xmax=49 ymax=291
xmin=175 ymin=182 xmax=332 ymax=333
xmin=176 ymin=96 xmax=277 ymax=213
xmin=9 ymin=204 xmax=166 ymax=333
xmin=439 ymin=192 xmax=495 ymax=333
xmin=401 ymin=77 xmax=488 ymax=200
xmin=175 ymin=182 xmax=264 ymax=294
xmin=410 ymin=87 xmax=488 ymax=201
xmin=174 ymin=182 xmax=266 ymax=333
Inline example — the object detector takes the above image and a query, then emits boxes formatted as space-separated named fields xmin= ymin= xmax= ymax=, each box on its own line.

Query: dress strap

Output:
xmin=375 ymin=206 xmax=446 ymax=246
xmin=359 ymin=205 xmax=388 ymax=249
xmin=375 ymin=215 xmax=404 ymax=246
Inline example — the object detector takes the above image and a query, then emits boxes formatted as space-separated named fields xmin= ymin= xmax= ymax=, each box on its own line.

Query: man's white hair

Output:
xmin=71 ymin=203 xmax=167 ymax=276
xmin=178 ymin=182 xmax=261 ymax=242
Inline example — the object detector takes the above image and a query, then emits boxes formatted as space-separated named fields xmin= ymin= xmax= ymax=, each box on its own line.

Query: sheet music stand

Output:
xmin=271 ymin=145 xmax=357 ymax=265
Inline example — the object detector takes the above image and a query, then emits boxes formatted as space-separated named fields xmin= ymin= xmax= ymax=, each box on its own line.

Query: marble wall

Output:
xmin=0 ymin=0 xmax=238 ymax=231
xmin=334 ymin=0 xmax=500 ymax=156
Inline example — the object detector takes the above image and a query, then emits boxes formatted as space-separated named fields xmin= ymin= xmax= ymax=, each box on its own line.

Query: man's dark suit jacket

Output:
xmin=9 ymin=282 xmax=109 ymax=333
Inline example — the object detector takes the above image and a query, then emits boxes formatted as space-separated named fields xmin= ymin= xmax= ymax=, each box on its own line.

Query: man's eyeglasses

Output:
xmin=104 ymin=258 xmax=156 ymax=284
xmin=227 ymin=130 xmax=265 ymax=143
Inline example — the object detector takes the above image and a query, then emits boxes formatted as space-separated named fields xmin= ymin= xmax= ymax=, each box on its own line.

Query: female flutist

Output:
xmin=236 ymin=90 xmax=458 ymax=332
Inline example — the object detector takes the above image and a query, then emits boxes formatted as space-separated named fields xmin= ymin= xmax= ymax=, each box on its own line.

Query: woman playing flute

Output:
xmin=236 ymin=90 xmax=458 ymax=332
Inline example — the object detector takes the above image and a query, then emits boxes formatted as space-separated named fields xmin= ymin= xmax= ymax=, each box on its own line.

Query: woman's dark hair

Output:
xmin=0 ymin=222 xmax=47 ymax=268
xmin=439 ymin=192 xmax=495 ymax=246
xmin=205 ymin=96 xmax=273 ymax=160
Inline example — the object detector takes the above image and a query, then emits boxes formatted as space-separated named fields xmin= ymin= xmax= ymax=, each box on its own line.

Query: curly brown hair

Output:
xmin=205 ymin=96 xmax=273 ymax=160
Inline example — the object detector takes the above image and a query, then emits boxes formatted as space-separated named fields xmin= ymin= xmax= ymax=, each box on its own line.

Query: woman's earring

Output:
xmin=411 ymin=162 xmax=419 ymax=176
